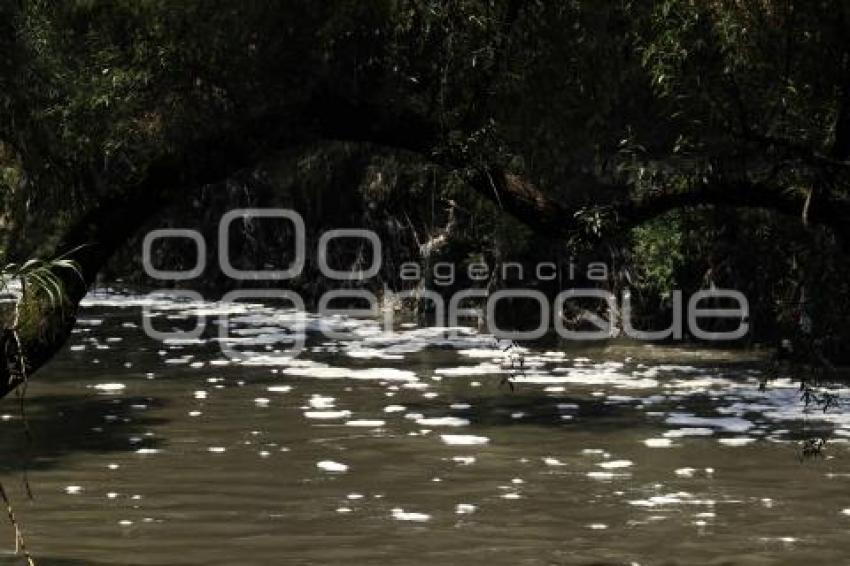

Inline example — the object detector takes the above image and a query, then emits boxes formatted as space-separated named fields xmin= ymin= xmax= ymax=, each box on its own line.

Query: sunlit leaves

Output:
xmin=0 ymin=255 xmax=83 ymax=309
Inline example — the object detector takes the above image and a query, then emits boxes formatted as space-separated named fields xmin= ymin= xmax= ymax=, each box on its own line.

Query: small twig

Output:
xmin=0 ymin=480 xmax=35 ymax=566
xmin=484 ymin=167 xmax=504 ymax=210
xmin=802 ymin=187 xmax=813 ymax=228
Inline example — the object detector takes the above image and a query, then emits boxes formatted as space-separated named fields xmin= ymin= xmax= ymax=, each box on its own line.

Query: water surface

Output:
xmin=1 ymin=290 xmax=849 ymax=565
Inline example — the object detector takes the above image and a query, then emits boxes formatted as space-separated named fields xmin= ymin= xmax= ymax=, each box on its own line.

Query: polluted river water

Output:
xmin=1 ymin=289 xmax=850 ymax=565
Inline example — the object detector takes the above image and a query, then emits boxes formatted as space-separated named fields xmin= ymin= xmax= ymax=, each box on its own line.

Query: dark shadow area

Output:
xmin=399 ymin=392 xmax=658 ymax=431
xmin=0 ymin=395 xmax=168 ymax=473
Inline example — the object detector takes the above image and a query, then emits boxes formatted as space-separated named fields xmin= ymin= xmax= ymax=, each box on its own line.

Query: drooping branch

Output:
xmin=462 ymin=165 xmax=850 ymax=245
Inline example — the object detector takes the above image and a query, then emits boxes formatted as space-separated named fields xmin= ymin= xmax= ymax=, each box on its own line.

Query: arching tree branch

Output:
xmin=3 ymin=96 xmax=850 ymax=400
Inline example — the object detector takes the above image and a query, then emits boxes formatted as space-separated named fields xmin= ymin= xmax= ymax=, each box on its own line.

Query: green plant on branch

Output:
xmin=0 ymin=254 xmax=84 ymax=311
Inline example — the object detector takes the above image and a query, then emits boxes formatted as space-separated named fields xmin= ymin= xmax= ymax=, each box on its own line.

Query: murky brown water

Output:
xmin=1 ymin=290 xmax=850 ymax=565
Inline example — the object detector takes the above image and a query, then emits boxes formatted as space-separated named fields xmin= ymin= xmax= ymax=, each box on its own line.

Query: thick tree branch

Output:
xmin=464 ymin=166 xmax=850 ymax=245
xmin=4 ymin=94 xmax=850 ymax=400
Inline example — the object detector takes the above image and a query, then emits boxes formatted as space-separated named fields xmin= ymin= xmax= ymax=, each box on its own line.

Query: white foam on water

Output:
xmin=587 ymin=471 xmax=630 ymax=480
xmin=440 ymin=434 xmax=489 ymax=446
xmin=238 ymin=355 xmax=320 ymax=367
xmin=664 ymin=428 xmax=715 ymax=438
xmin=79 ymin=288 xmax=848 ymax=490
xmin=308 ymin=395 xmax=335 ymax=409
xmin=391 ymin=508 xmax=430 ymax=522
xmin=718 ymin=437 xmax=756 ymax=447
xmin=539 ymin=367 xmax=658 ymax=388
xmin=345 ymin=419 xmax=386 ymax=427
xmin=665 ymin=413 xmax=754 ymax=433
xmin=643 ymin=438 xmax=675 ymax=448
xmin=93 ymin=383 xmax=125 ymax=392
xmin=629 ymin=492 xmax=716 ymax=508
xmin=598 ymin=460 xmax=633 ymax=469
xmin=345 ymin=347 xmax=405 ymax=360
xmin=317 ymin=460 xmax=349 ymax=473
xmin=416 ymin=416 xmax=470 ymax=427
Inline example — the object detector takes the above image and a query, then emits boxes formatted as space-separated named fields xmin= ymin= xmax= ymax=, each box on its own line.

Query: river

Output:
xmin=1 ymin=289 xmax=849 ymax=565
